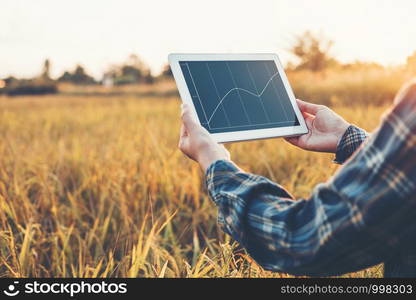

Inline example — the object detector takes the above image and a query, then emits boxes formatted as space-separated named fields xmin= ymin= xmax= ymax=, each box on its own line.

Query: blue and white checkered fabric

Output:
xmin=206 ymin=83 xmax=416 ymax=277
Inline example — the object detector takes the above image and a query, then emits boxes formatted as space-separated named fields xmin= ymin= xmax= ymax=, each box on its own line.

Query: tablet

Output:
xmin=169 ymin=53 xmax=308 ymax=143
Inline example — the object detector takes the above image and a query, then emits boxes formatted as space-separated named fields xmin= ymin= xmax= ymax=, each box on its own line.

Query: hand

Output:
xmin=179 ymin=104 xmax=230 ymax=172
xmin=285 ymin=99 xmax=350 ymax=153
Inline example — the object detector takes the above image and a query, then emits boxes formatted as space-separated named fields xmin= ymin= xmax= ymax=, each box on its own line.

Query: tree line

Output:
xmin=0 ymin=54 xmax=173 ymax=95
xmin=1 ymin=31 xmax=415 ymax=96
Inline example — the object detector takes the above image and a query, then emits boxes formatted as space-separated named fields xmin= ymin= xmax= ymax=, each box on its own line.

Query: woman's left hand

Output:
xmin=178 ymin=104 xmax=230 ymax=172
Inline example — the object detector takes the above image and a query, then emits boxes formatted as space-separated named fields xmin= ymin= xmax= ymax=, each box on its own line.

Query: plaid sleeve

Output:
xmin=334 ymin=125 xmax=369 ymax=164
xmin=205 ymin=85 xmax=416 ymax=276
xmin=206 ymin=160 xmax=387 ymax=276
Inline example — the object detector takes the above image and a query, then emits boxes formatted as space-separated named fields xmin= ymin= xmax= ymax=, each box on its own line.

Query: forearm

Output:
xmin=205 ymin=160 xmax=384 ymax=276
xmin=192 ymin=82 xmax=416 ymax=277
xmin=205 ymin=143 xmax=412 ymax=276
xmin=205 ymin=160 xmax=295 ymax=246
xmin=198 ymin=152 xmax=232 ymax=173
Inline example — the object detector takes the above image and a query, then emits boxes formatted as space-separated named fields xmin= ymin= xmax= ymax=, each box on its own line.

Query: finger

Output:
xmin=181 ymin=104 xmax=199 ymax=132
xmin=178 ymin=125 xmax=188 ymax=149
xmin=296 ymin=99 xmax=324 ymax=115
xmin=285 ymin=136 xmax=300 ymax=146
xmin=302 ymin=112 xmax=314 ymax=129
xmin=302 ymin=111 xmax=314 ymax=118
xmin=180 ymin=124 xmax=187 ymax=138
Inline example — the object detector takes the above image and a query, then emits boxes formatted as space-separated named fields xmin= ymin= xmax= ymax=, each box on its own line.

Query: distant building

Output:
xmin=102 ymin=74 xmax=114 ymax=88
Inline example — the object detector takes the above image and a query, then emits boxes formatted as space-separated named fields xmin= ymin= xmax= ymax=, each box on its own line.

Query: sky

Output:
xmin=1 ymin=0 xmax=416 ymax=79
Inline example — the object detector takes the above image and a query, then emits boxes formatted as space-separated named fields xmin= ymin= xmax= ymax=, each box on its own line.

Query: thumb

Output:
xmin=297 ymin=99 xmax=324 ymax=115
xmin=285 ymin=136 xmax=299 ymax=144
xmin=181 ymin=104 xmax=199 ymax=132
xmin=302 ymin=112 xmax=314 ymax=129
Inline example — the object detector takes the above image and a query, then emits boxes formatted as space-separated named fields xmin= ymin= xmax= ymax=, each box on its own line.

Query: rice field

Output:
xmin=0 ymin=82 xmax=397 ymax=277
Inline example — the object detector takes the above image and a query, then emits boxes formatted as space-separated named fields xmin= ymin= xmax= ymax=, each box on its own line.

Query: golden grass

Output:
xmin=0 ymin=90 xmax=391 ymax=278
xmin=289 ymin=67 xmax=413 ymax=106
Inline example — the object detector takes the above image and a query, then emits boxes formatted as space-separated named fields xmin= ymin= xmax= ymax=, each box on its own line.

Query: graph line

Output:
xmin=246 ymin=62 xmax=271 ymax=123
xmin=207 ymin=71 xmax=280 ymax=124
xmin=206 ymin=63 xmax=231 ymax=126
xmin=184 ymin=63 xmax=210 ymax=128
xmin=264 ymin=61 xmax=289 ymax=121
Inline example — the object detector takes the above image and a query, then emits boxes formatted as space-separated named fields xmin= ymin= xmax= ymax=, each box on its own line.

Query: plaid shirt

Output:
xmin=206 ymin=84 xmax=416 ymax=277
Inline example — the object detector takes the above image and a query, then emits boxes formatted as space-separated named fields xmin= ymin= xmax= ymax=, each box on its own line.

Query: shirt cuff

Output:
xmin=334 ymin=125 xmax=369 ymax=164
xmin=205 ymin=159 xmax=240 ymax=202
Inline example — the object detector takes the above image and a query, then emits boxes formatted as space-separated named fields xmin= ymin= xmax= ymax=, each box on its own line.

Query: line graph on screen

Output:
xmin=206 ymin=71 xmax=281 ymax=123
xmin=180 ymin=60 xmax=299 ymax=133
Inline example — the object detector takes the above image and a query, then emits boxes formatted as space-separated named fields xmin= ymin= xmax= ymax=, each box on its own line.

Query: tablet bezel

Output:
xmin=169 ymin=53 xmax=308 ymax=143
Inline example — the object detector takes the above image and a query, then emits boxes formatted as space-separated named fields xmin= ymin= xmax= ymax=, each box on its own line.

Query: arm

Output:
xmin=178 ymin=88 xmax=416 ymax=276
xmin=208 ymin=99 xmax=415 ymax=276
xmin=206 ymin=159 xmax=387 ymax=276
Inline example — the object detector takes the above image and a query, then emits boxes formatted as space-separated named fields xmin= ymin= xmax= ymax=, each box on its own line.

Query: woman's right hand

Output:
xmin=285 ymin=99 xmax=350 ymax=153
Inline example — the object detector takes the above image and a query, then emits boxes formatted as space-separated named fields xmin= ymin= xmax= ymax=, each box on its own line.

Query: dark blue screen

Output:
xmin=180 ymin=60 xmax=299 ymax=133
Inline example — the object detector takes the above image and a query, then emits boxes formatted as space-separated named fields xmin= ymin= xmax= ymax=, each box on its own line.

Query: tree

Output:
xmin=289 ymin=31 xmax=338 ymax=72
xmin=160 ymin=64 xmax=173 ymax=78
xmin=3 ymin=76 xmax=17 ymax=86
xmin=72 ymin=65 xmax=95 ymax=84
xmin=58 ymin=65 xmax=96 ymax=85
xmin=406 ymin=51 xmax=416 ymax=73
xmin=42 ymin=59 xmax=51 ymax=80
xmin=103 ymin=54 xmax=154 ymax=85
xmin=143 ymin=70 xmax=154 ymax=84
xmin=121 ymin=65 xmax=142 ymax=79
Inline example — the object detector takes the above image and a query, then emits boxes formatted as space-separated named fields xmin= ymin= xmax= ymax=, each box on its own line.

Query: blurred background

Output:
xmin=1 ymin=0 xmax=416 ymax=103
xmin=0 ymin=0 xmax=415 ymax=277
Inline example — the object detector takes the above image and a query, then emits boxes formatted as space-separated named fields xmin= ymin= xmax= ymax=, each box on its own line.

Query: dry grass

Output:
xmin=0 ymin=83 xmax=392 ymax=277
xmin=289 ymin=67 xmax=413 ymax=106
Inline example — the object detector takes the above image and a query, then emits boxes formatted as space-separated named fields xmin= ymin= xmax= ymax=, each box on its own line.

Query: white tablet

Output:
xmin=169 ymin=53 xmax=308 ymax=143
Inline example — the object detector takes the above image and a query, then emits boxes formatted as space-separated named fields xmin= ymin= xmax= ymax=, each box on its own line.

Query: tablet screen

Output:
xmin=179 ymin=60 xmax=299 ymax=133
